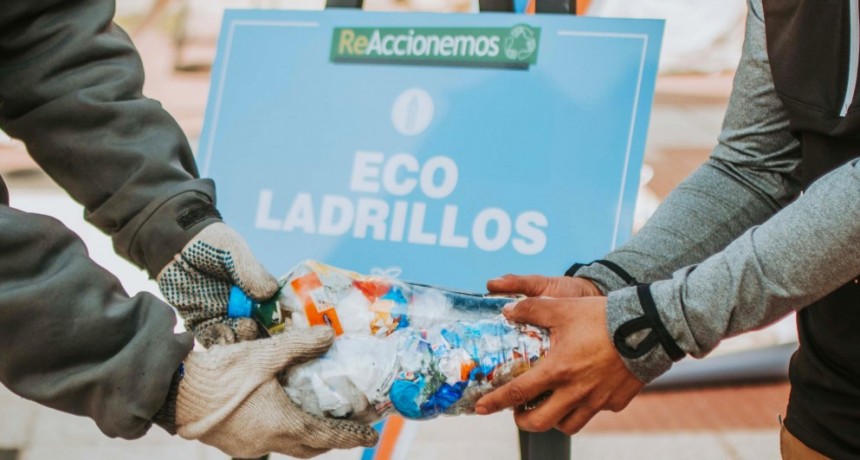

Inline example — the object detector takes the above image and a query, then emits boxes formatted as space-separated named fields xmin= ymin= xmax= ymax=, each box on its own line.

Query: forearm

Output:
xmin=578 ymin=160 xmax=791 ymax=293
xmin=0 ymin=0 xmax=219 ymax=276
xmin=609 ymin=159 xmax=860 ymax=382
xmin=0 ymin=206 xmax=194 ymax=438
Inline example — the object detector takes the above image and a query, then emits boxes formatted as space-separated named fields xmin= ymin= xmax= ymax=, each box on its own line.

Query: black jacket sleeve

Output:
xmin=0 ymin=0 xmax=221 ymax=277
xmin=0 ymin=205 xmax=194 ymax=439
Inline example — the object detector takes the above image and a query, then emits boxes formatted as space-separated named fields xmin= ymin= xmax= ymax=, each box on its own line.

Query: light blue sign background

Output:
xmin=200 ymin=9 xmax=663 ymax=290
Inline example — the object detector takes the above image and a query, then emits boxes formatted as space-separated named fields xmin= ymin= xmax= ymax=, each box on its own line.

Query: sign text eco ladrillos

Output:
xmin=331 ymin=25 xmax=541 ymax=68
xmin=255 ymin=151 xmax=549 ymax=256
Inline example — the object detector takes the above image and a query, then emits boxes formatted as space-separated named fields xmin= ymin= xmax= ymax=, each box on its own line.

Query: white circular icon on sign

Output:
xmin=391 ymin=88 xmax=434 ymax=136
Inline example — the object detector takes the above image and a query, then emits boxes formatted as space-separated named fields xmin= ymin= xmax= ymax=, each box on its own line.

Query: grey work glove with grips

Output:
xmin=174 ymin=327 xmax=379 ymax=458
xmin=157 ymin=222 xmax=278 ymax=347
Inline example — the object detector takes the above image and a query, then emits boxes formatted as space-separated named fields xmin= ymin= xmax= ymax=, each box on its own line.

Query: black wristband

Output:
xmin=564 ymin=263 xmax=588 ymax=277
xmin=593 ymin=260 xmax=638 ymax=285
xmin=613 ymin=285 xmax=685 ymax=362
xmin=564 ymin=260 xmax=638 ymax=286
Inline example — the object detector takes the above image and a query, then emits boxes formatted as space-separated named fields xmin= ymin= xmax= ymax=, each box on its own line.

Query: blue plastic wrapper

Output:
xmin=267 ymin=261 xmax=550 ymax=423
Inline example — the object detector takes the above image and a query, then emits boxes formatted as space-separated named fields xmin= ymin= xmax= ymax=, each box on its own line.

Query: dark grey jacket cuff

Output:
xmin=112 ymin=180 xmax=222 ymax=277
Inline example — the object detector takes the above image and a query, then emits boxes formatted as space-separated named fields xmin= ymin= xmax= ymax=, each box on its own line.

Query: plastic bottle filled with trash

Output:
xmin=227 ymin=260 xmax=550 ymax=424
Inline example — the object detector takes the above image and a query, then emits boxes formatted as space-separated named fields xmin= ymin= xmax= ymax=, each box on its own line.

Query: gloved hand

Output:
xmin=157 ymin=222 xmax=277 ymax=347
xmin=176 ymin=327 xmax=379 ymax=458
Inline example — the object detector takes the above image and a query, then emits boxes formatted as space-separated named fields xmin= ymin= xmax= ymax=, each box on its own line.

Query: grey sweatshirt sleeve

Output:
xmin=573 ymin=0 xmax=833 ymax=383
xmin=0 ymin=0 xmax=221 ymax=277
xmin=575 ymin=0 xmax=802 ymax=294
xmin=611 ymin=159 xmax=860 ymax=382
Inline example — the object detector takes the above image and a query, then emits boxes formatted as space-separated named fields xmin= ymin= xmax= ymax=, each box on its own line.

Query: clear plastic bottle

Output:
xmin=229 ymin=260 xmax=550 ymax=424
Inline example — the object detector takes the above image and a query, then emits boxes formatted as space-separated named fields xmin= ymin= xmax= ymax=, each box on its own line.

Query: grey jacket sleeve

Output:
xmin=0 ymin=0 xmax=214 ymax=438
xmin=0 ymin=0 xmax=221 ymax=277
xmin=0 ymin=205 xmax=194 ymax=438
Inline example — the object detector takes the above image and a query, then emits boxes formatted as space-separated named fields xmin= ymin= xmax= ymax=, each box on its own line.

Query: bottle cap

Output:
xmin=227 ymin=285 xmax=254 ymax=318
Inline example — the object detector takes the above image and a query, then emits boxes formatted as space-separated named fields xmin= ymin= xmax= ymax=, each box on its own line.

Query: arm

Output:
xmin=0 ymin=1 xmax=380 ymax=452
xmin=0 ymin=0 xmax=274 ymax=345
xmin=575 ymin=0 xmax=803 ymax=293
xmin=475 ymin=144 xmax=852 ymax=435
xmin=474 ymin=0 xmax=821 ymax=433
xmin=0 ymin=210 xmax=380 ymax=455
xmin=609 ymin=158 xmax=860 ymax=381
xmin=597 ymin=0 xmax=860 ymax=382
xmin=0 ymin=0 xmax=219 ymax=277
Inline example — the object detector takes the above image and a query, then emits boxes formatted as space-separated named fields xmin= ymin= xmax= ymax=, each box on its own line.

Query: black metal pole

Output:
xmin=325 ymin=0 xmax=365 ymax=9
xmin=519 ymin=430 xmax=572 ymax=460
xmin=516 ymin=3 xmax=577 ymax=458
xmin=535 ymin=0 xmax=576 ymax=14
xmin=478 ymin=0 xmax=515 ymax=13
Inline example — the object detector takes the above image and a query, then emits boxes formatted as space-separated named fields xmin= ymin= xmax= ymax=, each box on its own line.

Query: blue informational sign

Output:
xmin=200 ymin=9 xmax=663 ymax=290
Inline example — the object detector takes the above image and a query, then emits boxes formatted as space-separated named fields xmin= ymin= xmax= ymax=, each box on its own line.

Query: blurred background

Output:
xmin=0 ymin=1 xmax=794 ymax=459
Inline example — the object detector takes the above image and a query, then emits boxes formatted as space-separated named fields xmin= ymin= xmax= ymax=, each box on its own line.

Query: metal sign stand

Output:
xmin=470 ymin=0 xmax=575 ymax=453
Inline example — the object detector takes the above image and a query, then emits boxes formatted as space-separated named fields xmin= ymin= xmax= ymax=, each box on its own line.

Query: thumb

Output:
xmin=503 ymin=297 xmax=566 ymax=329
xmin=192 ymin=318 xmax=263 ymax=348
xmin=200 ymin=223 xmax=280 ymax=300
xmin=251 ymin=327 xmax=335 ymax=373
xmin=298 ymin=414 xmax=380 ymax=450
xmin=229 ymin=235 xmax=279 ymax=300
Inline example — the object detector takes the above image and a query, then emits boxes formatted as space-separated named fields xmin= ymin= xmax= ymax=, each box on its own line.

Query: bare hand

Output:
xmin=475 ymin=297 xmax=643 ymax=435
xmin=487 ymin=274 xmax=602 ymax=298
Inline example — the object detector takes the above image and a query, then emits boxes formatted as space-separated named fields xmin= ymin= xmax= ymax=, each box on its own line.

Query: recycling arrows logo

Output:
xmin=503 ymin=25 xmax=538 ymax=61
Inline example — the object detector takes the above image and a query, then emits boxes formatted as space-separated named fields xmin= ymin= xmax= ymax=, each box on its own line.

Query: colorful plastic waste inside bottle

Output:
xmin=227 ymin=285 xmax=284 ymax=335
xmin=231 ymin=260 xmax=550 ymax=424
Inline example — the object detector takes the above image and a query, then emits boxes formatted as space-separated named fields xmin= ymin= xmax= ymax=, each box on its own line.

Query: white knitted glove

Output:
xmin=157 ymin=222 xmax=277 ymax=347
xmin=176 ymin=327 xmax=379 ymax=458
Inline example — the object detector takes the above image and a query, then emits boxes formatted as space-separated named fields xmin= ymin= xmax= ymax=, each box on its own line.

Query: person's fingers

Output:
xmin=487 ymin=274 xmax=550 ymax=296
xmin=475 ymin=361 xmax=557 ymax=414
xmin=299 ymin=416 xmax=380 ymax=450
xmin=217 ymin=224 xmax=280 ymax=300
xmin=269 ymin=391 xmax=379 ymax=455
xmin=193 ymin=322 xmax=237 ymax=348
xmin=502 ymin=297 xmax=568 ymax=329
xmin=253 ymin=326 xmax=335 ymax=371
xmin=192 ymin=223 xmax=280 ymax=299
xmin=555 ymin=405 xmax=599 ymax=436
xmin=277 ymin=445 xmax=330 ymax=459
xmin=232 ymin=317 xmax=263 ymax=342
xmin=513 ymin=389 xmax=588 ymax=432
xmin=268 ymin=384 xmax=379 ymax=450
